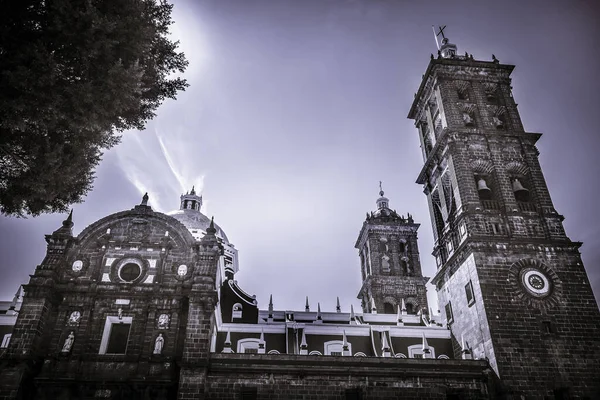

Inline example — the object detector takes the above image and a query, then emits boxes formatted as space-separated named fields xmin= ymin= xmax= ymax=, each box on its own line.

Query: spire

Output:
xmin=336 ymin=297 xmax=341 ymax=313
xmin=206 ymin=216 xmax=216 ymax=235
xmin=305 ymin=296 xmax=310 ymax=312
xmin=190 ymin=185 xmax=196 ymax=195
xmin=316 ymin=302 xmax=322 ymax=322
xmin=350 ymin=304 xmax=356 ymax=324
xmin=52 ymin=209 xmax=75 ymax=236
xmin=268 ymin=294 xmax=273 ymax=313
xmin=401 ymin=298 xmax=407 ymax=315
xmin=370 ymin=297 xmax=377 ymax=314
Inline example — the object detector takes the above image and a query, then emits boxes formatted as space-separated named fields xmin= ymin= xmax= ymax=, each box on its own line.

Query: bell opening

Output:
xmin=476 ymin=177 xmax=493 ymax=201
xmin=513 ymin=178 xmax=530 ymax=202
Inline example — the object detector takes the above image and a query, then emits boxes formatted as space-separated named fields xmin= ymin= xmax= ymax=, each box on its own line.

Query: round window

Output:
xmin=119 ymin=263 xmax=141 ymax=282
xmin=521 ymin=268 xmax=551 ymax=297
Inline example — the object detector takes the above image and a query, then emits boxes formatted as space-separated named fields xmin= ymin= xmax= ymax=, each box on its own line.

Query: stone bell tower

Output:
xmin=407 ymin=31 xmax=600 ymax=399
xmin=355 ymin=185 xmax=428 ymax=315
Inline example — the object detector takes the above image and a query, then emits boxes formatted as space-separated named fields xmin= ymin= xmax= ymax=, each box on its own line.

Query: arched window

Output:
xmin=237 ymin=338 xmax=261 ymax=354
xmin=405 ymin=303 xmax=414 ymax=315
xmin=395 ymin=353 xmax=407 ymax=358
xmin=267 ymin=350 xmax=280 ymax=355
xmin=324 ymin=340 xmax=351 ymax=356
xmin=353 ymin=352 xmax=367 ymax=357
xmin=309 ymin=351 xmax=322 ymax=356
xmin=408 ymin=344 xmax=436 ymax=359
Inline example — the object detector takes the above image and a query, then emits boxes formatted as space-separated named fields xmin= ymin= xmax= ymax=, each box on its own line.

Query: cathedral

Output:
xmin=1 ymin=36 xmax=599 ymax=400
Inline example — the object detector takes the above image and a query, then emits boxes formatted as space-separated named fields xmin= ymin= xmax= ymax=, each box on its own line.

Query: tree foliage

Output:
xmin=0 ymin=0 xmax=188 ymax=216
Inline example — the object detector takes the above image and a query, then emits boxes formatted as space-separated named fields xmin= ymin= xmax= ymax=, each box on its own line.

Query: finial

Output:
xmin=316 ymin=303 xmax=322 ymax=320
xmin=259 ymin=328 xmax=265 ymax=343
xmin=379 ymin=181 xmax=384 ymax=197
xmin=401 ymin=298 xmax=407 ymax=315
xmin=492 ymin=54 xmax=499 ymax=63
xmin=141 ymin=192 xmax=149 ymax=206
xmin=342 ymin=330 xmax=348 ymax=346
xmin=336 ymin=297 xmax=341 ymax=313
xmin=305 ymin=296 xmax=310 ymax=312
xmin=381 ymin=331 xmax=390 ymax=355
xmin=206 ymin=216 xmax=216 ymax=235
xmin=370 ymin=297 xmax=377 ymax=314
xmin=190 ymin=185 xmax=196 ymax=195
xmin=268 ymin=294 xmax=273 ymax=313
xmin=60 ymin=209 xmax=74 ymax=230
xmin=300 ymin=330 xmax=308 ymax=347
xmin=350 ymin=304 xmax=356 ymax=322
xmin=422 ymin=333 xmax=431 ymax=357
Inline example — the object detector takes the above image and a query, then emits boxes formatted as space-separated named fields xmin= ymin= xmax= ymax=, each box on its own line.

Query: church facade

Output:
xmin=1 ymin=37 xmax=599 ymax=400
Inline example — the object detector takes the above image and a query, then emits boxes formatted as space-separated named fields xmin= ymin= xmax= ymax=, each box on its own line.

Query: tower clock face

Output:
xmin=521 ymin=268 xmax=551 ymax=297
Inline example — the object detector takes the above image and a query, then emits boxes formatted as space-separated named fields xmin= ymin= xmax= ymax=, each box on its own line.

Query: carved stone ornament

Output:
xmin=127 ymin=220 xmax=150 ymax=241
xmin=177 ymin=264 xmax=188 ymax=277
xmin=72 ymin=260 xmax=83 ymax=272
xmin=67 ymin=311 xmax=81 ymax=326
xmin=157 ymin=313 xmax=170 ymax=329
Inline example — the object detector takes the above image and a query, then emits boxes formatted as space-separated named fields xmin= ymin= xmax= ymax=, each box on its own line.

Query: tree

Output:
xmin=0 ymin=0 xmax=188 ymax=216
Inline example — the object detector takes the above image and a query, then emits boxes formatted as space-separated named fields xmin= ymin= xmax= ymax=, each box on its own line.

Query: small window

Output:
xmin=325 ymin=340 xmax=351 ymax=356
xmin=244 ymin=348 xmax=258 ymax=354
xmin=465 ymin=281 xmax=475 ymax=306
xmin=542 ymin=321 xmax=553 ymax=334
xmin=240 ymin=387 xmax=257 ymax=400
xmin=1 ymin=333 xmax=12 ymax=348
xmin=330 ymin=351 xmax=342 ymax=356
xmin=445 ymin=302 xmax=454 ymax=324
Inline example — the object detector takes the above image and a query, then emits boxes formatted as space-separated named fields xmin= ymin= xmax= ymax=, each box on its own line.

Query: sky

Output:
xmin=1 ymin=0 xmax=599 ymax=314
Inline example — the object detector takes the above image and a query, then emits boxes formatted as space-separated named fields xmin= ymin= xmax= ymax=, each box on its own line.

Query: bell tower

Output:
xmin=355 ymin=184 xmax=428 ymax=315
xmin=407 ymin=31 xmax=600 ymax=398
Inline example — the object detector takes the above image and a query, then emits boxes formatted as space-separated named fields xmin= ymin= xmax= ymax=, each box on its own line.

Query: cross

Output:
xmin=436 ymin=25 xmax=447 ymax=40
xmin=379 ymin=181 xmax=383 ymax=192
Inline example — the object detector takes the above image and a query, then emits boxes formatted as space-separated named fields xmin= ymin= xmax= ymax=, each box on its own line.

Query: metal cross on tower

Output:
xmin=436 ymin=25 xmax=447 ymax=40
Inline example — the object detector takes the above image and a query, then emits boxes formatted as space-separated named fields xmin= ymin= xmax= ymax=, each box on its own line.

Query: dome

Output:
xmin=167 ymin=209 xmax=230 ymax=243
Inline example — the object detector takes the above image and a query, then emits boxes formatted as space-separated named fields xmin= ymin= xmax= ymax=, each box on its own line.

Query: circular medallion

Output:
xmin=119 ymin=262 xmax=142 ymax=282
xmin=72 ymin=260 xmax=83 ymax=272
xmin=177 ymin=264 xmax=188 ymax=277
xmin=520 ymin=268 xmax=551 ymax=297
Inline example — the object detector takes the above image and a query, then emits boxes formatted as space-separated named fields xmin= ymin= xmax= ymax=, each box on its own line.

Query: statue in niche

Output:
xmin=381 ymin=255 xmax=391 ymax=271
xmin=62 ymin=331 xmax=75 ymax=353
xmin=463 ymin=112 xmax=474 ymax=126
xmin=153 ymin=333 xmax=164 ymax=355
